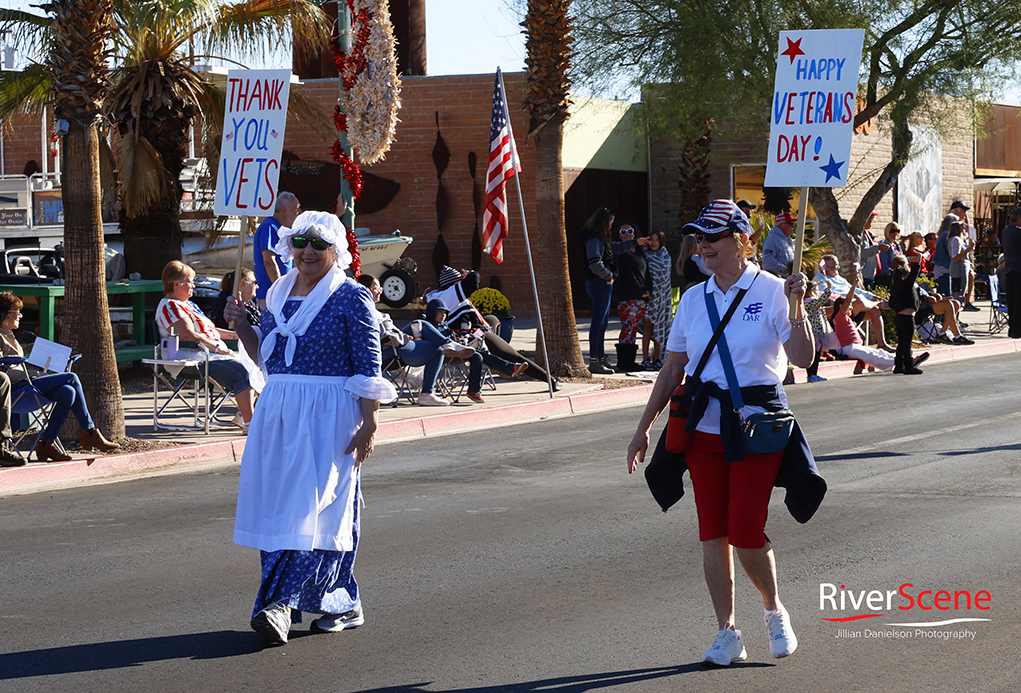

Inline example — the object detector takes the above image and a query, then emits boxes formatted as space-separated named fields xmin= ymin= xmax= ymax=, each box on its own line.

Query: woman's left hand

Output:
xmin=346 ymin=423 xmax=376 ymax=467
xmin=785 ymin=272 xmax=807 ymax=299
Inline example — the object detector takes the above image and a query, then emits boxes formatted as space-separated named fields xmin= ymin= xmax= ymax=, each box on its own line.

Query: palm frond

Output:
xmin=118 ymin=132 xmax=166 ymax=217
xmin=0 ymin=8 xmax=53 ymax=64
xmin=0 ymin=63 xmax=49 ymax=123
xmin=202 ymin=0 xmax=333 ymax=65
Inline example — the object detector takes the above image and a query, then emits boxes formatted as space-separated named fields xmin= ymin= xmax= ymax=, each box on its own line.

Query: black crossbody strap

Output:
xmin=690 ymin=287 xmax=748 ymax=381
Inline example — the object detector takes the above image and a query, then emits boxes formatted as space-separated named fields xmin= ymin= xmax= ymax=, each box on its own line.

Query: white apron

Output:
xmin=234 ymin=374 xmax=362 ymax=552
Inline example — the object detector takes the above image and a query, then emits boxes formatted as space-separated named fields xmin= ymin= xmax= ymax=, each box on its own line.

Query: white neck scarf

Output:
xmin=261 ymin=266 xmax=346 ymax=367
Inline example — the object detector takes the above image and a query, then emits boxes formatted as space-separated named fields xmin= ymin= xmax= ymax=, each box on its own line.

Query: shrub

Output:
xmin=469 ymin=287 xmax=511 ymax=317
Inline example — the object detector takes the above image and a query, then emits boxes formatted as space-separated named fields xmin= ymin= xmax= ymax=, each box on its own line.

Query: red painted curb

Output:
xmin=569 ymin=384 xmax=654 ymax=413
xmin=0 ymin=440 xmax=238 ymax=494
xmin=420 ymin=396 xmax=574 ymax=437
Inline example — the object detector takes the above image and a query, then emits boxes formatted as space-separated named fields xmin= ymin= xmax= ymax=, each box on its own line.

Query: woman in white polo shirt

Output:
xmin=626 ymin=199 xmax=825 ymax=667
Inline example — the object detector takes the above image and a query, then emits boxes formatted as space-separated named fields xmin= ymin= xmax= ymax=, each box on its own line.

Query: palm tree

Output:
xmin=48 ymin=0 xmax=123 ymax=436
xmin=521 ymin=0 xmax=589 ymax=377
xmin=0 ymin=0 xmax=335 ymax=280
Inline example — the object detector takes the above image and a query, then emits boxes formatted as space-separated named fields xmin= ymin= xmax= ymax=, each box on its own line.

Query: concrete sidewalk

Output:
xmin=1 ymin=301 xmax=1016 ymax=495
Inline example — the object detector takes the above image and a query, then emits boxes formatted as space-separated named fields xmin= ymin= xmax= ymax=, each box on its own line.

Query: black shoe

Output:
xmin=913 ymin=352 xmax=930 ymax=368
xmin=588 ymin=358 xmax=613 ymax=375
xmin=904 ymin=367 xmax=924 ymax=375
xmin=952 ymin=335 xmax=975 ymax=345
xmin=935 ymin=333 xmax=954 ymax=344
xmin=963 ymin=303 xmax=981 ymax=312
xmin=0 ymin=445 xmax=24 ymax=467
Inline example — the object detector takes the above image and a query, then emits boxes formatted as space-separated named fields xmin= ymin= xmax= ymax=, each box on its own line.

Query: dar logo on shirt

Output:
xmin=743 ymin=302 xmax=764 ymax=321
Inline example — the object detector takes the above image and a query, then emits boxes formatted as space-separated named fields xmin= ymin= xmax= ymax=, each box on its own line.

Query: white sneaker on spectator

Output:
xmin=702 ymin=628 xmax=747 ymax=666
xmin=765 ymin=602 xmax=798 ymax=658
xmin=417 ymin=392 xmax=450 ymax=406
xmin=441 ymin=342 xmax=475 ymax=359
xmin=231 ymin=413 xmax=245 ymax=429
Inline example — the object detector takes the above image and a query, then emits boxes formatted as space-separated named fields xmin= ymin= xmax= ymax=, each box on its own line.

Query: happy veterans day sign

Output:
xmin=764 ymin=29 xmax=865 ymax=188
xmin=214 ymin=69 xmax=292 ymax=217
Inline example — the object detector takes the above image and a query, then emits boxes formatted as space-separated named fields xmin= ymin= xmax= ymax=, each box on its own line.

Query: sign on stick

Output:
xmin=214 ymin=69 xmax=292 ymax=217
xmin=764 ymin=29 xmax=865 ymax=187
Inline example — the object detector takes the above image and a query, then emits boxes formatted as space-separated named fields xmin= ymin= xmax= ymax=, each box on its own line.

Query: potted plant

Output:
xmin=469 ymin=287 xmax=515 ymax=342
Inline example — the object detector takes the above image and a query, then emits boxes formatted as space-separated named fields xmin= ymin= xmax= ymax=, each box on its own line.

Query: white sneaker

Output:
xmin=765 ymin=603 xmax=798 ymax=658
xmin=250 ymin=601 xmax=291 ymax=645
xmin=311 ymin=604 xmax=365 ymax=633
xmin=417 ymin=392 xmax=450 ymax=406
xmin=702 ymin=628 xmax=747 ymax=666
xmin=441 ymin=342 xmax=475 ymax=359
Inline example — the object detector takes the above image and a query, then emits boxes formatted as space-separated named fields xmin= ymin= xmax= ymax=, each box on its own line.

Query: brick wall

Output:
xmin=1 ymin=109 xmax=54 ymax=177
xmin=287 ymin=73 xmax=544 ymax=316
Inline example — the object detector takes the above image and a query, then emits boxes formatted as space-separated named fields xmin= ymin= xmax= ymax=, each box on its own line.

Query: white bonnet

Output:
xmin=273 ymin=210 xmax=352 ymax=269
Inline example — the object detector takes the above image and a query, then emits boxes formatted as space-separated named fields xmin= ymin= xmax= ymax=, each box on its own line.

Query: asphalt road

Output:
xmin=2 ymin=353 xmax=1020 ymax=692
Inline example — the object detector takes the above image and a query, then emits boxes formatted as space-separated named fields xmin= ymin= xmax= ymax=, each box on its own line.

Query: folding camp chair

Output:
xmin=988 ymin=274 xmax=1009 ymax=334
xmin=0 ymin=338 xmax=82 ymax=462
xmin=141 ymin=344 xmax=236 ymax=434
xmin=381 ymin=351 xmax=420 ymax=406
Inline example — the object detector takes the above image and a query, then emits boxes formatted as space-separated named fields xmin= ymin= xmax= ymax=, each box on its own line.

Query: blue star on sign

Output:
xmin=819 ymin=154 xmax=845 ymax=184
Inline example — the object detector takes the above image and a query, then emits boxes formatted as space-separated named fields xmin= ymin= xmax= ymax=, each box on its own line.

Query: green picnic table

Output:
xmin=0 ymin=279 xmax=164 ymax=361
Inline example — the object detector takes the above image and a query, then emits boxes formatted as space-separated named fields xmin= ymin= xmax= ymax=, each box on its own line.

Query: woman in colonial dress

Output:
xmin=227 ymin=210 xmax=396 ymax=646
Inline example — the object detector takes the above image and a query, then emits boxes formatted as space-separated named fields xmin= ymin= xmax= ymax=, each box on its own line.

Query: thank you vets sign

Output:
xmin=764 ymin=29 xmax=864 ymax=187
xmin=214 ymin=69 xmax=291 ymax=216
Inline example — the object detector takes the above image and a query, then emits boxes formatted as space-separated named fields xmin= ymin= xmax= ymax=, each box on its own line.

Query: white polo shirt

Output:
xmin=666 ymin=263 xmax=792 ymax=434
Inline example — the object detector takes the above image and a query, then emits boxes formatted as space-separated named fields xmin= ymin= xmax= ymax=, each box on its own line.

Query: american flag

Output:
xmin=482 ymin=68 xmax=520 ymax=264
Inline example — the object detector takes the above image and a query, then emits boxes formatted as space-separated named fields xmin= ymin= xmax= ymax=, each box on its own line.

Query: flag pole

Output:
xmin=510 ymin=173 xmax=554 ymax=398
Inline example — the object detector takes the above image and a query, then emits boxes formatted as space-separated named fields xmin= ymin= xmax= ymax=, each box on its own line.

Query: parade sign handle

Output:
xmin=762 ymin=29 xmax=864 ymax=317
xmin=214 ymin=69 xmax=292 ymax=327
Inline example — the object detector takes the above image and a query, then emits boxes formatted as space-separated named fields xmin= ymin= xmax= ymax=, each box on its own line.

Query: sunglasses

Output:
xmin=291 ymin=235 xmax=330 ymax=251
xmin=695 ymin=230 xmax=734 ymax=244
xmin=619 ymin=228 xmax=634 ymax=235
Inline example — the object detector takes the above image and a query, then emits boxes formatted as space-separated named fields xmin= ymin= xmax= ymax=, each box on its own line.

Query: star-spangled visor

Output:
xmin=682 ymin=199 xmax=752 ymax=237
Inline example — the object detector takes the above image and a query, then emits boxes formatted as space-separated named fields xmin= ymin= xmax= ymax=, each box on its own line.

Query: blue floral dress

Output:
xmin=234 ymin=278 xmax=394 ymax=621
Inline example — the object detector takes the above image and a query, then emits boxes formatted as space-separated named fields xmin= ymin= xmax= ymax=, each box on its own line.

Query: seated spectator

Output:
xmin=829 ymin=267 xmax=894 ymax=372
xmin=425 ymin=299 xmax=527 ymax=404
xmin=915 ymin=282 xmax=974 ymax=345
xmin=157 ymin=261 xmax=255 ymax=431
xmin=0 ymin=371 xmax=23 ymax=467
xmin=479 ymin=315 xmax=561 ymax=391
xmin=0 ymin=292 xmax=119 ymax=461
xmin=922 ymin=232 xmax=938 ymax=280
xmin=427 ymin=266 xmax=561 ymax=390
xmin=212 ymin=269 xmax=261 ymax=329
xmin=803 ymin=279 xmax=839 ymax=383
xmin=904 ymin=231 xmax=930 ymax=275
xmin=425 ymin=265 xmax=486 ymax=329
xmin=813 ymin=254 xmax=894 ymax=351
xmin=358 ymin=274 xmax=475 ymax=407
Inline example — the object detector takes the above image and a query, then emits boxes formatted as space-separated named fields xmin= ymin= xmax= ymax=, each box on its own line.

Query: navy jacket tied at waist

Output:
xmin=679 ymin=378 xmax=827 ymax=524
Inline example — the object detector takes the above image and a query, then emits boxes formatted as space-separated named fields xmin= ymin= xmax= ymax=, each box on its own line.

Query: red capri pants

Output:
xmin=685 ymin=431 xmax=785 ymax=549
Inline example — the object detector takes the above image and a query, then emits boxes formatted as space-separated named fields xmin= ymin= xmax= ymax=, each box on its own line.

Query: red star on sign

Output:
xmin=780 ymin=37 xmax=805 ymax=64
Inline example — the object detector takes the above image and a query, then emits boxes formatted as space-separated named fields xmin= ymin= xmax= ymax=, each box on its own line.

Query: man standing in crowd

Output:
xmin=1000 ymin=207 xmax=1021 ymax=339
xmin=762 ymin=210 xmax=796 ymax=276
xmin=950 ymin=200 xmax=980 ymax=311
xmin=253 ymin=191 xmax=301 ymax=307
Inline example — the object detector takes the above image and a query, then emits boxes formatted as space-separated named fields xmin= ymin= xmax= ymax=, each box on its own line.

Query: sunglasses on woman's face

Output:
xmin=695 ymin=230 xmax=734 ymax=244
xmin=291 ymin=235 xmax=330 ymax=251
